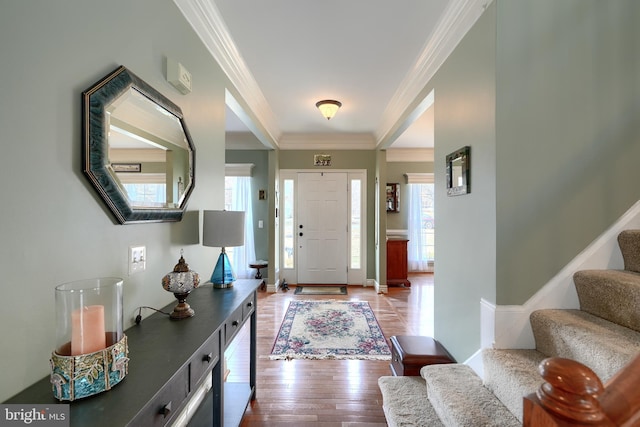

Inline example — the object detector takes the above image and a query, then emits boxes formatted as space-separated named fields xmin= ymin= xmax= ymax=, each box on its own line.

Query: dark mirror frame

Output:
xmin=82 ymin=66 xmax=196 ymax=224
xmin=446 ymin=146 xmax=470 ymax=196
xmin=386 ymin=183 xmax=400 ymax=213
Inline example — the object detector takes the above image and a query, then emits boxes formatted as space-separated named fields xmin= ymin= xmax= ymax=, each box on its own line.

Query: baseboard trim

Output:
xmin=464 ymin=349 xmax=484 ymax=379
xmin=372 ymin=279 xmax=387 ymax=294
xmin=266 ymin=279 xmax=279 ymax=293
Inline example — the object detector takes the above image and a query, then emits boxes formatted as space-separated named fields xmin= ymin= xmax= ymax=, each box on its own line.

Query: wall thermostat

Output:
xmin=166 ymin=58 xmax=192 ymax=94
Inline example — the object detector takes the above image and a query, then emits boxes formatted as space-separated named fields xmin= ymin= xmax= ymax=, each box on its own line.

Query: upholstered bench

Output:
xmin=389 ymin=335 xmax=455 ymax=376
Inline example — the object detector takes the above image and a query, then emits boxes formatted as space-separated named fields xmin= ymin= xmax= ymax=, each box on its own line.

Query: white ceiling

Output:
xmin=174 ymin=0 xmax=490 ymax=151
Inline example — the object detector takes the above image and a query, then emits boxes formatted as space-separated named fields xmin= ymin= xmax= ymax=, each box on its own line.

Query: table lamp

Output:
xmin=203 ymin=210 xmax=245 ymax=288
xmin=162 ymin=251 xmax=200 ymax=319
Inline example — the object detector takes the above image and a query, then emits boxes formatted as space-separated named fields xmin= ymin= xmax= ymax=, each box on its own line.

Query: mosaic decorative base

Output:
xmin=50 ymin=335 xmax=128 ymax=401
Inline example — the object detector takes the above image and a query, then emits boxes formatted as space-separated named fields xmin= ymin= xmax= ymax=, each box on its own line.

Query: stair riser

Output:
xmin=482 ymin=349 xmax=546 ymax=422
xmin=530 ymin=309 xmax=640 ymax=382
xmin=421 ymin=364 xmax=520 ymax=427
xmin=574 ymin=269 xmax=640 ymax=332
xmin=618 ymin=230 xmax=640 ymax=273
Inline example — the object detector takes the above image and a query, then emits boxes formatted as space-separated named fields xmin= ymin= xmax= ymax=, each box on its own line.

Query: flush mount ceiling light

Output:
xmin=315 ymin=99 xmax=342 ymax=120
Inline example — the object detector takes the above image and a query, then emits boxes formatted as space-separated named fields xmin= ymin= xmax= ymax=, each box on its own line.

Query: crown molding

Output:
xmin=375 ymin=0 xmax=492 ymax=146
xmin=386 ymin=148 xmax=434 ymax=163
xmin=404 ymin=173 xmax=435 ymax=184
xmin=173 ymin=0 xmax=281 ymax=145
xmin=175 ymin=0 xmax=492 ymax=150
xmin=278 ymin=133 xmax=376 ymax=151
xmin=225 ymin=163 xmax=255 ymax=177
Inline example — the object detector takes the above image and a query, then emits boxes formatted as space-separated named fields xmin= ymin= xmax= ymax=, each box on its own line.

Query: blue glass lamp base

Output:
xmin=210 ymin=251 xmax=236 ymax=288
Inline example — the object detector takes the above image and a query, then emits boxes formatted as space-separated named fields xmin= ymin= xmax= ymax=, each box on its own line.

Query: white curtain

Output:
xmin=225 ymin=176 xmax=256 ymax=279
xmin=407 ymin=184 xmax=429 ymax=271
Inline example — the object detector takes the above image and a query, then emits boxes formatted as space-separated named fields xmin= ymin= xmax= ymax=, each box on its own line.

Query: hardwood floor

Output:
xmin=231 ymin=274 xmax=434 ymax=426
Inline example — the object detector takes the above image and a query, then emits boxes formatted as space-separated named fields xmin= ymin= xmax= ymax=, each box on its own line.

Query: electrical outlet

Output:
xmin=129 ymin=246 xmax=146 ymax=275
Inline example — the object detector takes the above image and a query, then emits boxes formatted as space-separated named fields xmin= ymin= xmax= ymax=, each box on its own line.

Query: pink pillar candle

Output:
xmin=71 ymin=305 xmax=106 ymax=355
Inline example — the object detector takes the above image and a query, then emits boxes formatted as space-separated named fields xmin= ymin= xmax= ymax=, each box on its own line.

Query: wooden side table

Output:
xmin=249 ymin=262 xmax=267 ymax=290
xmin=249 ymin=262 xmax=267 ymax=279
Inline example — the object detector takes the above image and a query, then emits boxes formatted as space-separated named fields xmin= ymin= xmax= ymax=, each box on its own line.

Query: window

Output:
xmin=282 ymin=179 xmax=294 ymax=269
xmin=122 ymin=183 xmax=166 ymax=207
xmin=350 ymin=179 xmax=361 ymax=269
xmin=224 ymin=174 xmax=256 ymax=279
xmin=406 ymin=174 xmax=435 ymax=272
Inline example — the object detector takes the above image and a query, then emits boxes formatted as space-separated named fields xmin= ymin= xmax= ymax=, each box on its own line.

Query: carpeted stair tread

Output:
xmin=531 ymin=309 xmax=640 ymax=381
xmin=421 ymin=363 xmax=520 ymax=427
xmin=574 ymin=269 xmax=640 ymax=332
xmin=378 ymin=376 xmax=444 ymax=427
xmin=618 ymin=229 xmax=640 ymax=273
xmin=482 ymin=349 xmax=546 ymax=422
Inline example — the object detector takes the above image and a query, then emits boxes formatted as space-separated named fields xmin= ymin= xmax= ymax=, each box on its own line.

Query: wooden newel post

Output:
xmin=523 ymin=357 xmax=613 ymax=426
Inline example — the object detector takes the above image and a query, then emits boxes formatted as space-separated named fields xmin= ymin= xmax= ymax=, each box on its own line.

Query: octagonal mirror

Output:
xmin=83 ymin=66 xmax=195 ymax=223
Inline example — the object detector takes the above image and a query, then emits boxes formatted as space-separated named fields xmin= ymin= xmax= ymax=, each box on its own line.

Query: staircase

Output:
xmin=378 ymin=230 xmax=640 ymax=426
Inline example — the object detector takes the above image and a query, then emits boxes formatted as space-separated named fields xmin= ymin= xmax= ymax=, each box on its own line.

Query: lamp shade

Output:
xmin=315 ymin=100 xmax=342 ymax=120
xmin=203 ymin=210 xmax=245 ymax=248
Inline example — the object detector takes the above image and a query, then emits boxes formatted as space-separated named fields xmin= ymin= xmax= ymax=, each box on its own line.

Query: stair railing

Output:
xmin=523 ymin=353 xmax=640 ymax=426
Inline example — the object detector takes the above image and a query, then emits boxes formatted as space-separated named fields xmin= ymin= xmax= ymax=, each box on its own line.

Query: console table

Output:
xmin=5 ymin=279 xmax=262 ymax=427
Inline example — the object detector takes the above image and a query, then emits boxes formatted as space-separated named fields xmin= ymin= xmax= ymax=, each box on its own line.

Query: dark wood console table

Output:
xmin=5 ymin=279 xmax=262 ymax=427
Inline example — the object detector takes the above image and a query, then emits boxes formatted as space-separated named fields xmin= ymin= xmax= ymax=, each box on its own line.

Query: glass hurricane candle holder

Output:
xmin=51 ymin=277 xmax=128 ymax=401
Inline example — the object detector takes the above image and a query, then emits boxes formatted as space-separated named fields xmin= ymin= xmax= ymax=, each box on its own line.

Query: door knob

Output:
xmin=299 ymin=224 xmax=303 ymax=229
xmin=299 ymin=232 xmax=303 ymax=236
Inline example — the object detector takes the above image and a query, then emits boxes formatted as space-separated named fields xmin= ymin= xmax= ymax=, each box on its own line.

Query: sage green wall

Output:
xmin=431 ymin=4 xmax=497 ymax=361
xmin=386 ymin=161 xmax=434 ymax=230
xmin=226 ymin=150 xmax=270 ymax=267
xmin=279 ymin=150 xmax=378 ymax=279
xmin=495 ymin=0 xmax=640 ymax=305
xmin=0 ymin=0 xmax=230 ymax=401
xmin=376 ymin=151 xmax=389 ymax=286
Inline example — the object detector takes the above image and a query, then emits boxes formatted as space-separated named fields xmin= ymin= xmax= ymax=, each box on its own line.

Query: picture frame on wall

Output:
xmin=314 ymin=154 xmax=331 ymax=166
xmin=112 ymin=163 xmax=141 ymax=173
xmin=446 ymin=146 xmax=470 ymax=196
xmin=386 ymin=183 xmax=400 ymax=212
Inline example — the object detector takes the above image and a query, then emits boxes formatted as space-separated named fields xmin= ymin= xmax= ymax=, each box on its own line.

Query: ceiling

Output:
xmin=174 ymin=0 xmax=490 ymax=152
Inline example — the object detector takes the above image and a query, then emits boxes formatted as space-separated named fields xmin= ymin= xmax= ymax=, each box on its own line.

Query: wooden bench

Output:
xmin=389 ymin=335 xmax=455 ymax=376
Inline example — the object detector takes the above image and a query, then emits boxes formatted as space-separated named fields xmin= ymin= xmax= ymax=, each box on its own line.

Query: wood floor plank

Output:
xmin=231 ymin=274 xmax=434 ymax=426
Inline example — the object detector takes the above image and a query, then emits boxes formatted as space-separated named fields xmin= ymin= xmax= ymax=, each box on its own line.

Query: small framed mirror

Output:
xmin=386 ymin=183 xmax=400 ymax=212
xmin=82 ymin=66 xmax=195 ymax=223
xmin=446 ymin=146 xmax=470 ymax=196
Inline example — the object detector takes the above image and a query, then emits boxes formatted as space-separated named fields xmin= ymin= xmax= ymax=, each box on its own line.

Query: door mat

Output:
xmin=269 ymin=300 xmax=391 ymax=360
xmin=294 ymin=285 xmax=347 ymax=295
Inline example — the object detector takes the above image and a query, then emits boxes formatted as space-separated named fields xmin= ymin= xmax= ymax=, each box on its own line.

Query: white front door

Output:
xmin=297 ymin=172 xmax=348 ymax=284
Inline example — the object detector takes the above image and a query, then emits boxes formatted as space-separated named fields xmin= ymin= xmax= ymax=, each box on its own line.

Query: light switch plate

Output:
xmin=129 ymin=245 xmax=146 ymax=275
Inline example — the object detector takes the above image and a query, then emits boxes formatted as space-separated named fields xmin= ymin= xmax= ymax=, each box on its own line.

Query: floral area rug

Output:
xmin=269 ymin=300 xmax=391 ymax=360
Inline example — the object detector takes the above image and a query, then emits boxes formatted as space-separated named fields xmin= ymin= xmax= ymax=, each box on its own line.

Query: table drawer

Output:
xmin=224 ymin=293 xmax=255 ymax=345
xmin=242 ymin=293 xmax=256 ymax=321
xmin=131 ymin=366 xmax=189 ymax=427
xmin=190 ymin=330 xmax=220 ymax=389
xmin=224 ymin=305 xmax=244 ymax=346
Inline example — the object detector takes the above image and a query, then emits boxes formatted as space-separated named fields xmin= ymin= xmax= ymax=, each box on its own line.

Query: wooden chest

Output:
xmin=389 ymin=335 xmax=455 ymax=376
